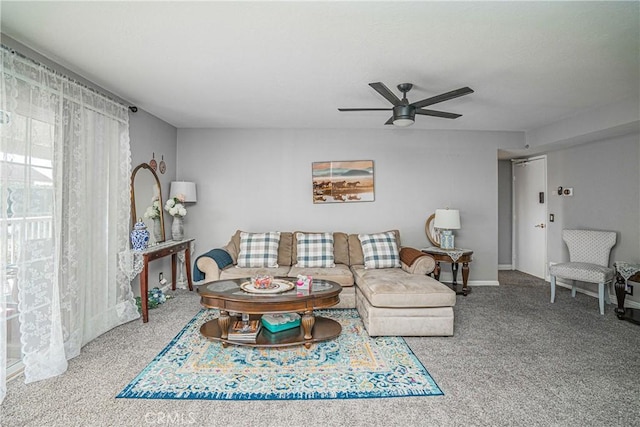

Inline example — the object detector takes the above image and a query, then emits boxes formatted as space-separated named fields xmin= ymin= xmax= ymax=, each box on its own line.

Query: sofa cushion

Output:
xmin=294 ymin=232 xmax=335 ymax=268
xmin=358 ymin=231 xmax=401 ymax=269
xmin=288 ymin=264 xmax=354 ymax=287
xmin=356 ymin=289 xmax=454 ymax=336
xmin=277 ymin=232 xmax=293 ymax=267
xmin=227 ymin=230 xmax=292 ymax=266
xmin=220 ymin=266 xmax=292 ymax=280
xmin=292 ymin=232 xmax=349 ymax=265
xmin=237 ymin=231 xmax=281 ymax=268
xmin=348 ymin=230 xmax=400 ymax=266
xmin=333 ymin=232 xmax=349 ymax=265
xmin=351 ymin=265 xmax=456 ymax=308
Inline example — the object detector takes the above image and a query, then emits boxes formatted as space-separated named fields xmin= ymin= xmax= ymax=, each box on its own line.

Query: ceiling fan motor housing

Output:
xmin=393 ymin=105 xmax=415 ymax=125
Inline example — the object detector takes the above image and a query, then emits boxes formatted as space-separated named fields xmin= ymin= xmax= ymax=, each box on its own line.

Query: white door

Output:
xmin=513 ymin=156 xmax=547 ymax=279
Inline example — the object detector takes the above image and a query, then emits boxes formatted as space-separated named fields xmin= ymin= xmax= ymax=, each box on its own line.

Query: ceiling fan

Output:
xmin=338 ymin=82 xmax=474 ymax=127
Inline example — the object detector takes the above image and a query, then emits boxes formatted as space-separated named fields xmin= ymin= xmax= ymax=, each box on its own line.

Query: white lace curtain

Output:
xmin=0 ymin=46 xmax=139 ymax=404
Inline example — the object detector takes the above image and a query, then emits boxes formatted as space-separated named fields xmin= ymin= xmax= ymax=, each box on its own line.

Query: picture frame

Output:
xmin=312 ymin=160 xmax=375 ymax=204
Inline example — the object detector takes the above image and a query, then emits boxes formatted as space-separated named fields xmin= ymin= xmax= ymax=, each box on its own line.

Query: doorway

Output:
xmin=512 ymin=156 xmax=547 ymax=279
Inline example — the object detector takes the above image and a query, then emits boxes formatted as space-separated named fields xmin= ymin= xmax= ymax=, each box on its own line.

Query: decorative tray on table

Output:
xmin=240 ymin=279 xmax=295 ymax=294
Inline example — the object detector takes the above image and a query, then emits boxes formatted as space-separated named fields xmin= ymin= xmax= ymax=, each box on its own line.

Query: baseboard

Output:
xmin=7 ymin=361 xmax=24 ymax=382
xmin=552 ymin=277 xmax=624 ymax=305
xmin=626 ymin=299 xmax=640 ymax=309
xmin=498 ymin=264 xmax=512 ymax=270
xmin=160 ymin=283 xmax=179 ymax=293
xmin=436 ymin=271 xmax=499 ymax=287
xmin=469 ymin=280 xmax=500 ymax=287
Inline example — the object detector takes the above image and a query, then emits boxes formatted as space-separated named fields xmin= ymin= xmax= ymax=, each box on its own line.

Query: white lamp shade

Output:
xmin=169 ymin=181 xmax=197 ymax=203
xmin=434 ymin=208 xmax=460 ymax=230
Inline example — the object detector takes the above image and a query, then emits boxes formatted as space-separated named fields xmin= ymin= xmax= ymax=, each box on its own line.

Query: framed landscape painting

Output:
xmin=312 ymin=160 xmax=375 ymax=203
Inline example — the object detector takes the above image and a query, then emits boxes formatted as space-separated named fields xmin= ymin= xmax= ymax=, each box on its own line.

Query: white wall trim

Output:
xmin=498 ymin=264 xmax=512 ymax=270
xmin=470 ymin=280 xmax=500 ymax=287
xmin=626 ymin=299 xmax=640 ymax=310
xmin=549 ymin=276 xmax=640 ymax=308
xmin=7 ymin=361 xmax=25 ymax=382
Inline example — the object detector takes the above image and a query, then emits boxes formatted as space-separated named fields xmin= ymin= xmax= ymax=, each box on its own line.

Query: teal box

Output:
xmin=261 ymin=313 xmax=301 ymax=333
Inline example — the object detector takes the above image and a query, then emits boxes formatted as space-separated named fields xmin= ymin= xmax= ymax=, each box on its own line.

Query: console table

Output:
xmin=422 ymin=247 xmax=473 ymax=296
xmin=613 ymin=261 xmax=640 ymax=325
xmin=119 ymin=238 xmax=194 ymax=323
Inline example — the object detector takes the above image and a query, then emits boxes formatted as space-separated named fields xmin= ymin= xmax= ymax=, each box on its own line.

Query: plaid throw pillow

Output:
xmin=237 ymin=231 xmax=281 ymax=268
xmin=295 ymin=232 xmax=335 ymax=268
xmin=358 ymin=231 xmax=401 ymax=269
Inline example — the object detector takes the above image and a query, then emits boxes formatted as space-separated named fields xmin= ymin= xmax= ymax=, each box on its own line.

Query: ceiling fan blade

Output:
xmin=369 ymin=82 xmax=402 ymax=106
xmin=338 ymin=108 xmax=392 ymax=111
xmin=384 ymin=116 xmax=394 ymax=125
xmin=410 ymin=87 xmax=474 ymax=109
xmin=415 ymin=109 xmax=462 ymax=119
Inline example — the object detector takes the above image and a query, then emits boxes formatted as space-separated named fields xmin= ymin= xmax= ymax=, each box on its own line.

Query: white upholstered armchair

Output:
xmin=549 ymin=229 xmax=617 ymax=315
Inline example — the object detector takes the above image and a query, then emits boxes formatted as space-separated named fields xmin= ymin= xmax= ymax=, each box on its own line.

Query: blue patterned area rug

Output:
xmin=117 ymin=309 xmax=443 ymax=400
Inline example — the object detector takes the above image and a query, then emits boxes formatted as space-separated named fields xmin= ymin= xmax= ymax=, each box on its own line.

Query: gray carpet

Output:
xmin=1 ymin=271 xmax=639 ymax=427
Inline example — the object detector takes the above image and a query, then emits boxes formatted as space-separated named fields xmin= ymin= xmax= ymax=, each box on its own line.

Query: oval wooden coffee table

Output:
xmin=196 ymin=277 xmax=342 ymax=349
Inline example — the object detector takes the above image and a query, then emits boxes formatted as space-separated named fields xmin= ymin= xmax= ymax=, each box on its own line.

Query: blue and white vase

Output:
xmin=131 ymin=218 xmax=150 ymax=251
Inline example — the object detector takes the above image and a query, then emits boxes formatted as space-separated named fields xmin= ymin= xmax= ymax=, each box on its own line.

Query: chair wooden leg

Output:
xmin=598 ymin=282 xmax=605 ymax=315
xmin=550 ymin=276 xmax=556 ymax=303
xmin=571 ymin=280 xmax=577 ymax=298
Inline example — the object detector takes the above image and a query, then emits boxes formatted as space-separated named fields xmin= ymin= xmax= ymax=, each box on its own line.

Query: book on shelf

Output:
xmin=227 ymin=319 xmax=262 ymax=342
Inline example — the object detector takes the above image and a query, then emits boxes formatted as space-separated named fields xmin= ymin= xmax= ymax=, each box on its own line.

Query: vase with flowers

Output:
xmin=143 ymin=196 xmax=163 ymax=242
xmin=165 ymin=194 xmax=187 ymax=241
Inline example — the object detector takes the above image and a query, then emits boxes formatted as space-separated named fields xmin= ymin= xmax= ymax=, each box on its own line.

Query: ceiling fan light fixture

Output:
xmin=393 ymin=118 xmax=414 ymax=127
xmin=392 ymin=105 xmax=415 ymax=127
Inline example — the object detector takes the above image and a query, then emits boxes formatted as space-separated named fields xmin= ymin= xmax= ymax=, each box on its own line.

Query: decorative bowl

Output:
xmin=253 ymin=275 xmax=273 ymax=289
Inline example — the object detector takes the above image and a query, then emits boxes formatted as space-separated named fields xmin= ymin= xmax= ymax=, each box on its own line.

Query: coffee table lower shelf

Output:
xmin=200 ymin=316 xmax=341 ymax=348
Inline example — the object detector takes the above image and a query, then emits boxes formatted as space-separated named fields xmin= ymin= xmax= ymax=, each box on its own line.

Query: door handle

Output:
xmin=534 ymin=223 xmax=545 ymax=228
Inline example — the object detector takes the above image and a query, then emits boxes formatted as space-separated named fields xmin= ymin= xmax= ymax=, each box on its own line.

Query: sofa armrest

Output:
xmin=196 ymin=256 xmax=222 ymax=281
xmin=399 ymin=247 xmax=435 ymax=275
xmin=194 ymin=248 xmax=234 ymax=282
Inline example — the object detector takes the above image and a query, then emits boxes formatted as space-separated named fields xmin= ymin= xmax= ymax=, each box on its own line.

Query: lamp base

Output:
xmin=440 ymin=230 xmax=455 ymax=250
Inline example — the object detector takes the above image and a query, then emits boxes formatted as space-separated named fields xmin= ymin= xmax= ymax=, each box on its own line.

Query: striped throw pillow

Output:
xmin=295 ymin=232 xmax=335 ymax=268
xmin=237 ymin=231 xmax=281 ymax=268
xmin=358 ymin=231 xmax=401 ymax=269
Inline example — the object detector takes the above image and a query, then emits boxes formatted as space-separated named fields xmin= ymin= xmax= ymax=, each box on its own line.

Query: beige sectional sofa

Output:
xmin=196 ymin=230 xmax=456 ymax=336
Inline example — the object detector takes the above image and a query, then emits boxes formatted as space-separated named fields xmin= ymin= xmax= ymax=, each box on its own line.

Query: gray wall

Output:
xmin=129 ymin=110 xmax=178 ymax=294
xmin=546 ymin=132 xmax=640 ymax=303
xmin=177 ymin=128 xmax=523 ymax=284
xmin=497 ymin=160 xmax=513 ymax=267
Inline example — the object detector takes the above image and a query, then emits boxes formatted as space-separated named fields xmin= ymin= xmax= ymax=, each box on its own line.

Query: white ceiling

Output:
xmin=1 ymin=1 xmax=638 ymax=132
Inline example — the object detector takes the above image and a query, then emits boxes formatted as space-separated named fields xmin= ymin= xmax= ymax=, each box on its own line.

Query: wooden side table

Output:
xmin=119 ymin=238 xmax=195 ymax=323
xmin=421 ymin=247 xmax=473 ymax=296
xmin=614 ymin=262 xmax=640 ymax=325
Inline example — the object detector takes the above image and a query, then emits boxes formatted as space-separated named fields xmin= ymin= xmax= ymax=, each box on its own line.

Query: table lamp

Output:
xmin=434 ymin=208 xmax=460 ymax=250
xmin=169 ymin=181 xmax=197 ymax=203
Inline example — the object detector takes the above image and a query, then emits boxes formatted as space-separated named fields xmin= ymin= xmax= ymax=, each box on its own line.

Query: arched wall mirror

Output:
xmin=425 ymin=213 xmax=441 ymax=248
xmin=131 ymin=163 xmax=165 ymax=245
